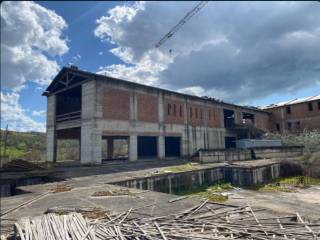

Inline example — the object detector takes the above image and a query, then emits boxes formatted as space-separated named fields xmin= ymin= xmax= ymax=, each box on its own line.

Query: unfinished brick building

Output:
xmin=44 ymin=66 xmax=317 ymax=164
xmin=264 ymin=96 xmax=320 ymax=133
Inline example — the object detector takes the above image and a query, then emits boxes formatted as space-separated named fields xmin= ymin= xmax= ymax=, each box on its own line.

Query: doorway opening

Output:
xmin=165 ymin=137 xmax=181 ymax=157
xmin=138 ymin=136 xmax=157 ymax=158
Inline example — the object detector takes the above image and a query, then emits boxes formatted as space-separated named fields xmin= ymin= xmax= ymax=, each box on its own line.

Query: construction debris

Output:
xmin=13 ymin=201 xmax=320 ymax=239
xmin=91 ymin=189 xmax=135 ymax=197
xmin=50 ymin=183 xmax=72 ymax=193
xmin=46 ymin=206 xmax=111 ymax=219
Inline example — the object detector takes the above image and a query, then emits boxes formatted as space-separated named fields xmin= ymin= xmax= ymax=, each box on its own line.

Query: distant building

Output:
xmin=264 ymin=95 xmax=320 ymax=133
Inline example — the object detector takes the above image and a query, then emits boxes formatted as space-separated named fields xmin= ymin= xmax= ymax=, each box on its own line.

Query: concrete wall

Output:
xmin=113 ymin=163 xmax=280 ymax=192
xmin=252 ymin=146 xmax=303 ymax=159
xmin=197 ymin=149 xmax=252 ymax=163
xmin=196 ymin=146 xmax=303 ymax=163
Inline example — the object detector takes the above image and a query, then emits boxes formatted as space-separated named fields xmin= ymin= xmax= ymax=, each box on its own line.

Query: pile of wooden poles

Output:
xmin=14 ymin=200 xmax=320 ymax=239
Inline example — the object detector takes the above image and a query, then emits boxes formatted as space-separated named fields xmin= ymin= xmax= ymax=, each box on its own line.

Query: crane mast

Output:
xmin=155 ymin=1 xmax=208 ymax=48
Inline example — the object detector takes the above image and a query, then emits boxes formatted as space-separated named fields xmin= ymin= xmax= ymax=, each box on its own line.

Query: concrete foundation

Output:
xmin=113 ymin=161 xmax=280 ymax=193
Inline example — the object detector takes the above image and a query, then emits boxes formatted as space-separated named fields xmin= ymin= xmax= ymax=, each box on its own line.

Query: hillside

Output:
xmin=0 ymin=130 xmax=46 ymax=161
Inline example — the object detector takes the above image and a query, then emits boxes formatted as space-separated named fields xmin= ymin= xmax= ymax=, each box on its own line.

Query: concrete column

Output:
xmin=158 ymin=135 xmax=165 ymax=159
xmin=46 ymin=95 xmax=56 ymax=162
xmin=82 ymin=81 xmax=96 ymax=120
xmin=158 ymin=92 xmax=164 ymax=123
xmin=129 ymin=135 xmax=138 ymax=161
xmin=130 ymin=90 xmax=137 ymax=121
xmin=81 ymin=81 xmax=101 ymax=164
xmin=81 ymin=121 xmax=102 ymax=164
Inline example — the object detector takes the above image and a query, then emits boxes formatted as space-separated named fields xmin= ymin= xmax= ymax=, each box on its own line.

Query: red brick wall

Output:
xmin=255 ymin=113 xmax=270 ymax=131
xmin=187 ymin=103 xmax=206 ymax=126
xmin=207 ymin=107 xmax=223 ymax=128
xmin=137 ymin=93 xmax=158 ymax=122
xmin=164 ymin=98 xmax=184 ymax=124
xmin=102 ymin=88 xmax=130 ymax=120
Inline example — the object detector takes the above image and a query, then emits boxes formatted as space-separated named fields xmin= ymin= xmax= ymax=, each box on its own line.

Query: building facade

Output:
xmin=44 ymin=67 xmax=277 ymax=164
xmin=265 ymin=96 xmax=320 ymax=133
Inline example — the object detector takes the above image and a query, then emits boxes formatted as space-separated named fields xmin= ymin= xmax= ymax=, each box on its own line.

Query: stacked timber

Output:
xmin=13 ymin=201 xmax=320 ymax=239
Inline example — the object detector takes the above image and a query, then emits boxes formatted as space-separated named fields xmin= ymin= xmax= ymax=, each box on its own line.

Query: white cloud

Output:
xmin=98 ymin=51 xmax=103 ymax=55
xmin=1 ymin=1 xmax=69 ymax=91
xmin=69 ymin=53 xmax=81 ymax=65
xmin=32 ymin=110 xmax=46 ymax=117
xmin=95 ymin=1 xmax=320 ymax=102
xmin=1 ymin=92 xmax=45 ymax=132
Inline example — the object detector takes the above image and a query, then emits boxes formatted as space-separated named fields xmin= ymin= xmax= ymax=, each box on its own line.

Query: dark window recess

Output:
xmin=308 ymin=102 xmax=313 ymax=111
xmin=276 ymin=123 xmax=280 ymax=131
xmin=209 ymin=110 xmax=211 ymax=120
xmin=167 ymin=104 xmax=171 ymax=115
xmin=242 ymin=112 xmax=255 ymax=125
xmin=287 ymin=122 xmax=292 ymax=130
xmin=295 ymin=121 xmax=300 ymax=128
xmin=286 ymin=106 xmax=291 ymax=114
xmin=179 ymin=105 xmax=183 ymax=117
xmin=165 ymin=137 xmax=181 ymax=157
xmin=200 ymin=109 xmax=203 ymax=119
xmin=137 ymin=136 xmax=157 ymax=158
xmin=173 ymin=104 xmax=176 ymax=116
xmin=190 ymin=108 xmax=193 ymax=118
xmin=223 ymin=109 xmax=235 ymax=128
xmin=225 ymin=137 xmax=236 ymax=149
xmin=318 ymin=101 xmax=320 ymax=110
xmin=195 ymin=108 xmax=198 ymax=119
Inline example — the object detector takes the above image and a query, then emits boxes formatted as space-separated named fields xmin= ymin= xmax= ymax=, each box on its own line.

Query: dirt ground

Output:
xmin=225 ymin=186 xmax=320 ymax=221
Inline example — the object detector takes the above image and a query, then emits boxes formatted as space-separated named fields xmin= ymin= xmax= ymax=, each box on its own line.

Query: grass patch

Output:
xmin=251 ymin=183 xmax=296 ymax=192
xmin=278 ymin=176 xmax=320 ymax=186
xmin=250 ymin=176 xmax=320 ymax=193
xmin=176 ymin=182 xmax=233 ymax=202
xmin=159 ymin=162 xmax=201 ymax=174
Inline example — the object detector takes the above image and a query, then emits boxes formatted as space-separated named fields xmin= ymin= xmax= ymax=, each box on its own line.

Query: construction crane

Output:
xmin=155 ymin=1 xmax=209 ymax=48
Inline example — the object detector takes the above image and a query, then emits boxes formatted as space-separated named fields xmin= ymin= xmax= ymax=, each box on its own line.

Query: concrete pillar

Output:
xmin=129 ymin=135 xmax=138 ymax=161
xmin=81 ymin=121 xmax=102 ymax=164
xmin=158 ymin=92 xmax=164 ymax=123
xmin=158 ymin=135 xmax=165 ymax=159
xmin=130 ymin=90 xmax=137 ymax=121
xmin=46 ymin=95 xmax=56 ymax=162
xmin=80 ymin=81 xmax=101 ymax=164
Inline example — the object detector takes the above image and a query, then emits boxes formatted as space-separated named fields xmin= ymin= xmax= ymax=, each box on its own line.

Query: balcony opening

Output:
xmin=56 ymin=86 xmax=81 ymax=123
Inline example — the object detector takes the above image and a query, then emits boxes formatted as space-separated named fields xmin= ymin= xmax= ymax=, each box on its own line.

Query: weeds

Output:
xmin=159 ymin=162 xmax=201 ymax=173
xmin=176 ymin=182 xmax=232 ymax=202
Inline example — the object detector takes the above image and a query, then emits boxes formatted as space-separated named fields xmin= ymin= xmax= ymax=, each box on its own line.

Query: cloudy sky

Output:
xmin=1 ymin=1 xmax=320 ymax=132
